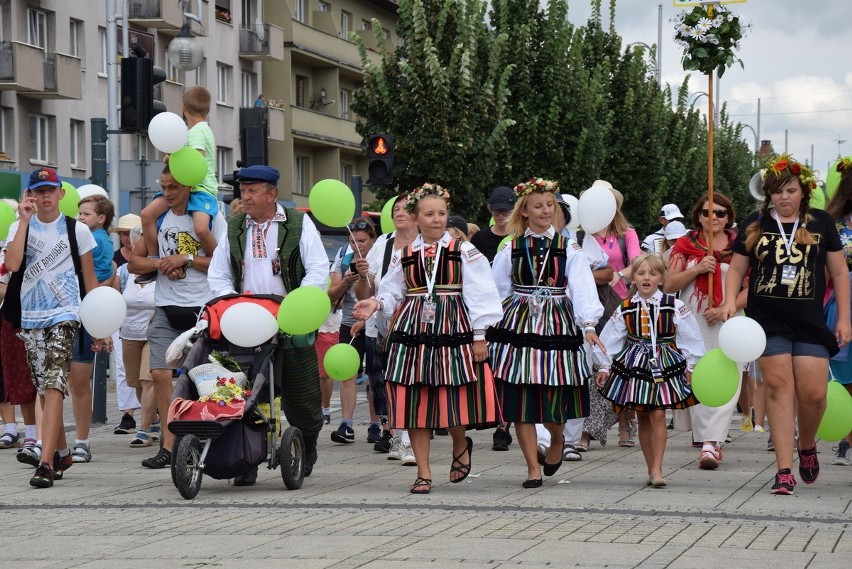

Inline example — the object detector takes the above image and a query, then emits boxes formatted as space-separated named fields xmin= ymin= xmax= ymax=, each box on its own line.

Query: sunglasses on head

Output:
xmin=348 ymin=220 xmax=371 ymax=231
xmin=700 ymin=209 xmax=728 ymax=218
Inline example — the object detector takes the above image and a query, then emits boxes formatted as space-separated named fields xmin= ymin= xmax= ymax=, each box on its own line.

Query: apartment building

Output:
xmin=0 ymin=0 xmax=398 ymax=210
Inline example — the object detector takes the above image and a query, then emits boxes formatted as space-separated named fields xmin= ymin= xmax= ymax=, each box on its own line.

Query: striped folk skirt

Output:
xmin=386 ymin=363 xmax=501 ymax=430
xmin=496 ymin=378 xmax=589 ymax=424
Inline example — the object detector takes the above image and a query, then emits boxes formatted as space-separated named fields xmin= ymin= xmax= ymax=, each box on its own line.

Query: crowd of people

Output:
xmin=0 ymin=147 xmax=850 ymax=496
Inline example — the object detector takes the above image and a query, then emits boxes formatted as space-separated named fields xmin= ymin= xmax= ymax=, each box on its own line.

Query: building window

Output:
xmin=241 ymin=72 xmax=254 ymax=107
xmin=216 ymin=63 xmax=231 ymax=105
xmin=70 ymin=120 xmax=85 ymax=168
xmin=27 ymin=8 xmax=47 ymax=49
xmin=295 ymin=155 xmax=309 ymax=195
xmin=295 ymin=75 xmax=307 ymax=108
xmin=340 ymin=11 xmax=351 ymax=39
xmin=0 ymin=109 xmax=6 ymax=155
xmin=294 ymin=0 xmax=305 ymax=23
xmin=70 ymin=19 xmax=83 ymax=58
xmin=241 ymin=0 xmax=253 ymax=28
xmin=98 ymin=28 xmax=107 ymax=75
xmin=340 ymin=163 xmax=352 ymax=185
xmin=166 ymin=55 xmax=180 ymax=82
xmin=29 ymin=114 xmax=50 ymax=164
xmin=216 ymin=147 xmax=232 ymax=185
xmin=215 ymin=1 xmax=233 ymax=24
xmin=339 ymin=89 xmax=351 ymax=119
xmin=318 ymin=1 xmax=331 ymax=11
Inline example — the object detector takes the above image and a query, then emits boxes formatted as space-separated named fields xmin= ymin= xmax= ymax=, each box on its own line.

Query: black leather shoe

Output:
xmin=543 ymin=458 xmax=563 ymax=477
xmin=234 ymin=466 xmax=258 ymax=486
xmin=522 ymin=478 xmax=543 ymax=489
xmin=303 ymin=431 xmax=319 ymax=477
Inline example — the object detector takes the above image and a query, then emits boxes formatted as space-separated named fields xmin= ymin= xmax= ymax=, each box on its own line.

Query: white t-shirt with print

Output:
xmin=7 ymin=214 xmax=96 ymax=329
xmin=154 ymin=208 xmax=227 ymax=307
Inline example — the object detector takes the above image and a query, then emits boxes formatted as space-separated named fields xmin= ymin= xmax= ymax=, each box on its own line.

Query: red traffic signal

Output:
xmin=367 ymin=134 xmax=394 ymax=185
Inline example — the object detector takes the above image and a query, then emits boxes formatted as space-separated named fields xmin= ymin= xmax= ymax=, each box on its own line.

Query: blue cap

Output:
xmin=236 ymin=165 xmax=280 ymax=185
xmin=28 ymin=167 xmax=61 ymax=189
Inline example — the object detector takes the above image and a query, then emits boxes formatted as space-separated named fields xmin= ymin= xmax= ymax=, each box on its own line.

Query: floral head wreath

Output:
xmin=404 ymin=183 xmax=450 ymax=212
xmin=513 ymin=178 xmax=559 ymax=198
xmin=764 ymin=153 xmax=817 ymax=190
xmin=836 ymin=157 xmax=852 ymax=174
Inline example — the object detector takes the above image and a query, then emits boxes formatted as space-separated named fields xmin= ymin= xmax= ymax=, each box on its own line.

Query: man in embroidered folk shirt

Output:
xmin=208 ymin=165 xmax=329 ymax=484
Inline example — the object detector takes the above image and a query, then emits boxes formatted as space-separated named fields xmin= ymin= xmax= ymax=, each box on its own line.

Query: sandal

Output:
xmin=410 ymin=477 xmax=432 ymax=494
xmin=129 ymin=431 xmax=152 ymax=447
xmin=0 ymin=432 xmax=20 ymax=449
xmin=618 ymin=429 xmax=635 ymax=448
xmin=450 ymin=436 xmax=473 ymax=483
xmin=575 ymin=437 xmax=589 ymax=452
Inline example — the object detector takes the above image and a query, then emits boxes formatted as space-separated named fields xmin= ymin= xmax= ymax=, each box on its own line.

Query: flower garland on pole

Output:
xmin=673 ymin=1 xmax=749 ymax=306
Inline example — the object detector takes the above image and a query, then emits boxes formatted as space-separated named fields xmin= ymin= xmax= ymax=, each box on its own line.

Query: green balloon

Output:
xmin=0 ymin=202 xmax=16 ymax=241
xmin=380 ymin=196 xmax=397 ymax=234
xmin=691 ymin=348 xmax=739 ymax=407
xmin=309 ymin=179 xmax=355 ymax=228
xmin=59 ymin=182 xmax=80 ymax=218
xmin=489 ymin=216 xmax=495 ymax=227
xmin=497 ymin=235 xmax=512 ymax=253
xmin=277 ymin=286 xmax=331 ymax=335
xmin=816 ymin=381 xmax=852 ymax=442
xmin=169 ymin=147 xmax=207 ymax=187
xmin=323 ymin=343 xmax=361 ymax=381
xmin=824 ymin=158 xmax=844 ymax=202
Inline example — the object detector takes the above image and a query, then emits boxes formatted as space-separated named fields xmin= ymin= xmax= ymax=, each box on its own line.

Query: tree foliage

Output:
xmin=352 ymin=0 xmax=756 ymax=233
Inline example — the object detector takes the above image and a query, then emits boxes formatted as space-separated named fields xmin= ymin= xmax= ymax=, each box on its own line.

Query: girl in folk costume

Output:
xmin=593 ymin=253 xmax=705 ymax=487
xmin=487 ymin=178 xmax=604 ymax=489
xmin=353 ymin=184 xmax=503 ymax=495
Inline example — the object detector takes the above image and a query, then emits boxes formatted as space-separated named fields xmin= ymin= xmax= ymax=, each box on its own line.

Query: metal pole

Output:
xmin=756 ymin=98 xmax=761 ymax=157
xmin=657 ymin=4 xmax=663 ymax=87
xmin=707 ymin=71 xmax=715 ymax=307
xmin=351 ymin=175 xmax=363 ymax=216
xmin=106 ymin=0 xmax=119 ymax=206
xmin=785 ymin=129 xmax=788 ymax=154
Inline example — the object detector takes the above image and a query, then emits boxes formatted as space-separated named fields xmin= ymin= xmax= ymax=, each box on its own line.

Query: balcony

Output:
xmin=290 ymin=106 xmax=359 ymax=148
xmin=239 ymin=23 xmax=284 ymax=61
xmin=286 ymin=20 xmax=380 ymax=72
xmin=0 ymin=43 xmax=82 ymax=99
xmin=128 ymin=0 xmax=205 ymax=36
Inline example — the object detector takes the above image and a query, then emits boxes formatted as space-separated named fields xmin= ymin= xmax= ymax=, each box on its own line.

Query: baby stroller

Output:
xmin=167 ymin=294 xmax=305 ymax=499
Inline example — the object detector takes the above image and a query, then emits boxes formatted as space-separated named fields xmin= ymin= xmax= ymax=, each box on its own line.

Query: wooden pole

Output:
xmin=707 ymin=70 xmax=715 ymax=308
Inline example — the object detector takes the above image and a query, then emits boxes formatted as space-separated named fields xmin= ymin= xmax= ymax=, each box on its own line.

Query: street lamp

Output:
xmin=627 ymin=41 xmax=660 ymax=86
xmin=689 ymin=91 xmax=709 ymax=108
xmin=167 ymin=0 xmax=204 ymax=71
xmin=739 ymin=123 xmax=759 ymax=169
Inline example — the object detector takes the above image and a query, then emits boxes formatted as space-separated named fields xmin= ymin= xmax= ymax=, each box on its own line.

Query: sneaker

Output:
xmin=17 ymin=439 xmax=41 ymax=467
xmin=374 ymin=430 xmax=393 ymax=453
xmin=129 ymin=431 xmax=153 ymax=447
xmin=798 ymin=444 xmax=820 ymax=484
xmin=52 ymin=451 xmax=73 ymax=480
xmin=400 ymin=441 xmax=416 ymax=466
xmin=563 ymin=443 xmax=582 ymax=462
xmin=387 ymin=436 xmax=401 ymax=460
xmin=492 ymin=426 xmax=512 ymax=451
xmin=134 ymin=270 xmax=158 ymax=285
xmin=0 ymin=431 xmax=20 ymax=448
xmin=113 ymin=413 xmax=137 ymax=435
xmin=770 ymin=468 xmax=796 ymax=495
xmin=149 ymin=421 xmax=161 ymax=441
xmin=141 ymin=448 xmax=172 ymax=469
xmin=29 ymin=462 xmax=54 ymax=488
xmin=323 ymin=413 xmax=331 ymax=425
xmin=71 ymin=442 xmax=91 ymax=463
xmin=766 ymin=436 xmax=774 ymax=451
xmin=330 ymin=422 xmax=355 ymax=444
xmin=831 ymin=441 xmax=850 ymax=466
xmin=366 ymin=424 xmax=381 ymax=444
xmin=740 ymin=414 xmax=753 ymax=432
xmin=753 ymin=425 xmax=765 ymax=433
xmin=698 ymin=447 xmax=721 ymax=470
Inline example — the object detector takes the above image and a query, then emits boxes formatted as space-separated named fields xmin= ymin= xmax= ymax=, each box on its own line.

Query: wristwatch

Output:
xmin=186 ymin=253 xmax=194 ymax=268
xmin=616 ymin=270 xmax=624 ymax=279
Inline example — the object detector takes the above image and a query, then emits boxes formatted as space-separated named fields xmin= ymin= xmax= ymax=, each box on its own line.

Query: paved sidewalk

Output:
xmin=1 ymin=392 xmax=849 ymax=568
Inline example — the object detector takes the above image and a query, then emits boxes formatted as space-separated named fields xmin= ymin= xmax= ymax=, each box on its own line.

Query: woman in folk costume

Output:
xmin=487 ymin=178 xmax=604 ymax=489
xmin=354 ymin=184 xmax=503 ymax=495
xmin=594 ymin=253 xmax=704 ymax=487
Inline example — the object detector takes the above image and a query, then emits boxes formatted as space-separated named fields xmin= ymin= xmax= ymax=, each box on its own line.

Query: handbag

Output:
xmin=162 ymin=305 xmax=202 ymax=331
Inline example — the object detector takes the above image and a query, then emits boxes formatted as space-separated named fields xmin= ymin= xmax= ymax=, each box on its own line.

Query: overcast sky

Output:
xmin=564 ymin=0 xmax=851 ymax=180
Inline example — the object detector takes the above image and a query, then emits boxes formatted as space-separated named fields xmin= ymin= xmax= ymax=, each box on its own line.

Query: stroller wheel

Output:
xmin=279 ymin=427 xmax=305 ymax=490
xmin=173 ymin=434 xmax=204 ymax=499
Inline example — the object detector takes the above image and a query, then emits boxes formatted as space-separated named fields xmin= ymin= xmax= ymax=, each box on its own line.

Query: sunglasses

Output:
xmin=347 ymin=220 xmax=372 ymax=231
xmin=700 ymin=209 xmax=728 ymax=218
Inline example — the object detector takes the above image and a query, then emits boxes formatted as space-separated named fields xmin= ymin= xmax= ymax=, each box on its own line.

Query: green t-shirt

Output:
xmin=186 ymin=121 xmax=218 ymax=196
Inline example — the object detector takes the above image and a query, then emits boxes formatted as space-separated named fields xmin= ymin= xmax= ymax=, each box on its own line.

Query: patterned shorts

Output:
xmin=19 ymin=322 xmax=79 ymax=397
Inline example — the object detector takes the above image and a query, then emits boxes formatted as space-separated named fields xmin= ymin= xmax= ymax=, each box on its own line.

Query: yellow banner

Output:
xmin=673 ymin=0 xmax=746 ymax=7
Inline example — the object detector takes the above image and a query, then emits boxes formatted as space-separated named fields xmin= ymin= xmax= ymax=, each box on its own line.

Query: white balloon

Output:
xmin=718 ymin=316 xmax=766 ymax=363
xmin=147 ymin=112 xmax=188 ymax=154
xmin=220 ymin=302 xmax=279 ymax=348
xmin=564 ymin=194 xmax=581 ymax=231
xmin=76 ymin=184 xmax=108 ymax=200
xmin=577 ymin=185 xmax=617 ymax=234
xmin=79 ymin=287 xmax=127 ymax=338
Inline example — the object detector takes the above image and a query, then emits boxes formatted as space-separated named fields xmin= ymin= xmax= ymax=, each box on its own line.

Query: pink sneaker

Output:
xmin=698 ymin=447 xmax=721 ymax=470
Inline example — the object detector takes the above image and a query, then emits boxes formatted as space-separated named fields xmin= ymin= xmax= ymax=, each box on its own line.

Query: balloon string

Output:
xmin=346 ymin=226 xmax=364 ymax=258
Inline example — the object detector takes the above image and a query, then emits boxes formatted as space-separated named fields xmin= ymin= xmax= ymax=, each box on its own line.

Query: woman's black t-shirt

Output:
xmin=732 ymin=208 xmax=841 ymax=355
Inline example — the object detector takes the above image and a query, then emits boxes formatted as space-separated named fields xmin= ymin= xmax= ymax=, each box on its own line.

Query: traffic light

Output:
xmin=120 ymin=54 xmax=166 ymax=132
xmin=222 ymin=161 xmax=245 ymax=201
xmin=367 ymin=134 xmax=394 ymax=186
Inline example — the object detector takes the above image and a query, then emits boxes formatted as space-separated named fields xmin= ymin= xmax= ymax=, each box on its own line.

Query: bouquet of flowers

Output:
xmin=189 ymin=351 xmax=250 ymax=405
xmin=672 ymin=5 xmax=750 ymax=77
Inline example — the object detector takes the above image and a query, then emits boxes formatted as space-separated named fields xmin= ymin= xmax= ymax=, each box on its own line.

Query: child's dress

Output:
xmin=593 ymin=290 xmax=704 ymax=414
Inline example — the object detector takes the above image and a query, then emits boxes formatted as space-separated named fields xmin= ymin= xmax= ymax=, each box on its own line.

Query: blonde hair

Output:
xmin=448 ymin=227 xmax=468 ymax=242
xmin=507 ymin=191 xmax=556 ymax=237
xmin=78 ymin=195 xmax=114 ymax=229
xmin=625 ymin=253 xmax=667 ymax=298
xmin=604 ymin=209 xmax=632 ymax=237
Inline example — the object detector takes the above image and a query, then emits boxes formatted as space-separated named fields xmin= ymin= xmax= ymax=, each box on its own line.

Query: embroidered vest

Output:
xmin=227 ymin=210 xmax=306 ymax=292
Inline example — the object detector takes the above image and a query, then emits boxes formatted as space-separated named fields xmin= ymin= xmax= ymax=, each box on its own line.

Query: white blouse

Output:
xmin=491 ymin=226 xmax=603 ymax=328
xmin=375 ymin=232 xmax=504 ymax=332
xmin=593 ymin=290 xmax=706 ymax=372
